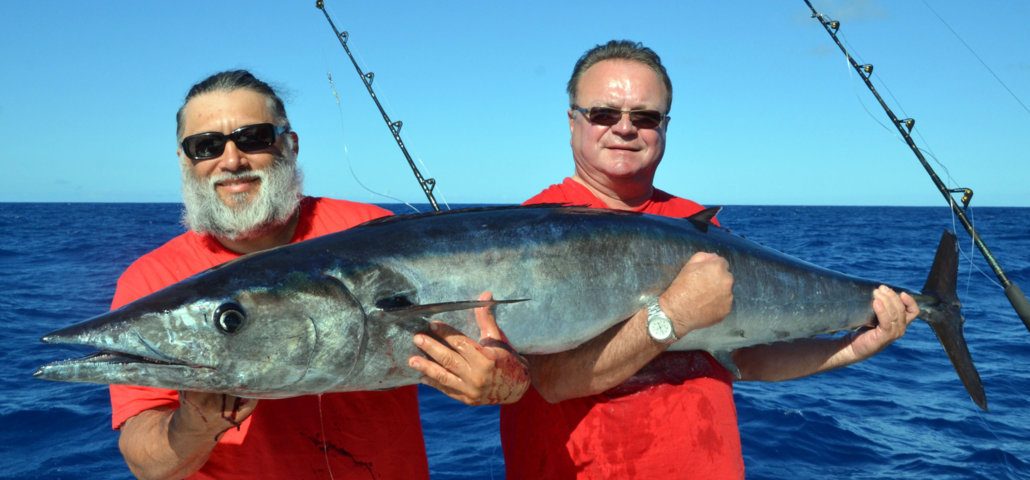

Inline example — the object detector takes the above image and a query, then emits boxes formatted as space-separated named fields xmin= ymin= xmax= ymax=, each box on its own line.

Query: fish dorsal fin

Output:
xmin=376 ymin=298 xmax=528 ymax=318
xmin=686 ymin=206 xmax=722 ymax=232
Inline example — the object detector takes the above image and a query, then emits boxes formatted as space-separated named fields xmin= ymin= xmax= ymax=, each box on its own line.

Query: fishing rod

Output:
xmin=802 ymin=0 xmax=1030 ymax=332
xmin=315 ymin=0 xmax=441 ymax=212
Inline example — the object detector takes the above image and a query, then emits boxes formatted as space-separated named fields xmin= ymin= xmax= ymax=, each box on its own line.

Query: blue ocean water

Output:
xmin=0 ymin=203 xmax=1027 ymax=479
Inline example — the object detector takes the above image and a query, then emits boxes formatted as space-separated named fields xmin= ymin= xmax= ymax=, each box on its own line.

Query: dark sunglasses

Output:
xmin=181 ymin=123 xmax=289 ymax=161
xmin=571 ymin=106 xmax=667 ymax=130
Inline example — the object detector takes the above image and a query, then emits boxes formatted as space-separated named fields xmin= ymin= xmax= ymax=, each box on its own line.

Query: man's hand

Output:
xmin=658 ymin=252 xmax=734 ymax=338
xmin=408 ymin=291 xmax=530 ymax=405
xmin=847 ymin=285 xmax=919 ymax=360
xmin=119 ymin=392 xmax=259 ymax=480
xmin=173 ymin=391 xmax=259 ymax=441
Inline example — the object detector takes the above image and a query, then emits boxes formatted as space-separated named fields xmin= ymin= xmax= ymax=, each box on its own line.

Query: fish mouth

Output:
xmin=33 ymin=348 xmax=215 ymax=384
xmin=49 ymin=350 xmax=210 ymax=368
xmin=34 ymin=313 xmax=218 ymax=384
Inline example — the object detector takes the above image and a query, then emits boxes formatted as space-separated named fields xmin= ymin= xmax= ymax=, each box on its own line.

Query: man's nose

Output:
xmin=218 ymin=140 xmax=248 ymax=171
xmin=610 ymin=112 xmax=637 ymax=136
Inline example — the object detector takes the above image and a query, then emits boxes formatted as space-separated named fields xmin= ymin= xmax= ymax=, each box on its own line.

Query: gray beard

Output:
xmin=180 ymin=156 xmax=304 ymax=241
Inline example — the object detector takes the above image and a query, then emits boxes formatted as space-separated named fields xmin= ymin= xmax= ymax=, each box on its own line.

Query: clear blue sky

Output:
xmin=2 ymin=1 xmax=1027 ymax=206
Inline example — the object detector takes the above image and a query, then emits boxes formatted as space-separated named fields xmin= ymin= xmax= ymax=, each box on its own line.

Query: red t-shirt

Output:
xmin=500 ymin=178 xmax=744 ymax=479
xmin=109 ymin=197 xmax=429 ymax=480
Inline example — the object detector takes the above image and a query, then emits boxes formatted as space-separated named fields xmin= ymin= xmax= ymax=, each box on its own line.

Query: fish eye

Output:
xmin=214 ymin=302 xmax=246 ymax=334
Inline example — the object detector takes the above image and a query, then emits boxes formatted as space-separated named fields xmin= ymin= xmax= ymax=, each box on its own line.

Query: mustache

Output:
xmin=203 ymin=169 xmax=265 ymax=186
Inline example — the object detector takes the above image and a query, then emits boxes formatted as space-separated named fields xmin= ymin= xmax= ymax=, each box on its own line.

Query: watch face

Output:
xmin=648 ymin=317 xmax=673 ymax=340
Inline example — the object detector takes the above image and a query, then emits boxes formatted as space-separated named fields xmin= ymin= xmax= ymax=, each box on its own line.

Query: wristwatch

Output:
xmin=646 ymin=298 xmax=678 ymax=345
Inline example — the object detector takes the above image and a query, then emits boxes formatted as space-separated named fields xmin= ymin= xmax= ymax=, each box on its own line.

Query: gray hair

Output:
xmin=175 ymin=69 xmax=289 ymax=139
xmin=567 ymin=40 xmax=673 ymax=113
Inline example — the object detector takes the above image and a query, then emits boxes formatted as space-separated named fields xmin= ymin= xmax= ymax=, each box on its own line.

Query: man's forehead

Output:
xmin=181 ymin=89 xmax=278 ymax=131
xmin=576 ymin=60 xmax=669 ymax=106
xmin=182 ymin=89 xmax=275 ymax=114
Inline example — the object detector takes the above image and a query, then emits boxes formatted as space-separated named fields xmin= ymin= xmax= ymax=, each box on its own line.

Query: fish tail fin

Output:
xmin=920 ymin=230 xmax=987 ymax=410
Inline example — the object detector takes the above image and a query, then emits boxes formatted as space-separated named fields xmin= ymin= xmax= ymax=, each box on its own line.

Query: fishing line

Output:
xmin=345 ymin=147 xmax=421 ymax=213
xmin=969 ymin=397 xmax=1005 ymax=455
xmin=318 ymin=45 xmax=410 ymax=208
xmin=326 ymin=72 xmax=421 ymax=213
xmin=961 ymin=208 xmax=974 ymax=298
xmin=316 ymin=393 xmax=336 ymax=480
xmin=840 ymin=32 xmax=957 ymax=187
xmin=414 ymin=154 xmax=451 ymax=210
xmin=919 ymin=0 xmax=1030 ymax=117
xmin=913 ymin=147 xmax=1002 ymax=291
xmin=316 ymin=0 xmax=443 ymax=211
xmin=842 ymin=52 xmax=896 ymax=135
xmin=357 ymin=66 xmax=451 ymax=211
xmin=343 ymin=46 xmax=452 ymax=212
xmin=867 ymin=72 xmax=966 ymax=196
xmin=306 ymin=52 xmax=344 ymax=461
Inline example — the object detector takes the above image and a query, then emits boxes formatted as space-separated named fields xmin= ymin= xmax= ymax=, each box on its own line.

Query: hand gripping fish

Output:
xmin=35 ymin=206 xmax=985 ymax=409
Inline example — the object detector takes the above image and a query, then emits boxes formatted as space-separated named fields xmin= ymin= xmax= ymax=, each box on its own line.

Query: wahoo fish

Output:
xmin=34 ymin=206 xmax=986 ymax=409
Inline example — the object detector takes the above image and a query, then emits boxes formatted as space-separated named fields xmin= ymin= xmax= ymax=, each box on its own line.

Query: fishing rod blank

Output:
xmin=802 ymin=0 xmax=1030 ymax=332
xmin=315 ymin=0 xmax=441 ymax=212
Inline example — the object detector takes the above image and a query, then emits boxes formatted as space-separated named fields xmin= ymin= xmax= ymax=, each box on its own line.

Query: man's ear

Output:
xmin=176 ymin=148 xmax=190 ymax=167
xmin=288 ymin=131 xmax=299 ymax=155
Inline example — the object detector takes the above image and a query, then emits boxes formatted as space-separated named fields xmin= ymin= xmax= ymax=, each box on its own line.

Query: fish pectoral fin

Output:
xmin=378 ymin=298 xmax=528 ymax=318
xmin=712 ymin=350 xmax=741 ymax=380
xmin=685 ymin=206 xmax=722 ymax=232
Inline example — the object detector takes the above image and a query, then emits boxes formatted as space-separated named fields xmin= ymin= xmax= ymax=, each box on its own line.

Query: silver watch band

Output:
xmin=646 ymin=298 xmax=678 ymax=345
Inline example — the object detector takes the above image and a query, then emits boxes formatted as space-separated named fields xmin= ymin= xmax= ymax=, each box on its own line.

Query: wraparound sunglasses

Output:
xmin=181 ymin=123 xmax=289 ymax=162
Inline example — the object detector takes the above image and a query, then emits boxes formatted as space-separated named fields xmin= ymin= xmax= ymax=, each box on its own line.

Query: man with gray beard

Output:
xmin=108 ymin=69 xmax=528 ymax=480
xmin=180 ymin=140 xmax=302 ymax=241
